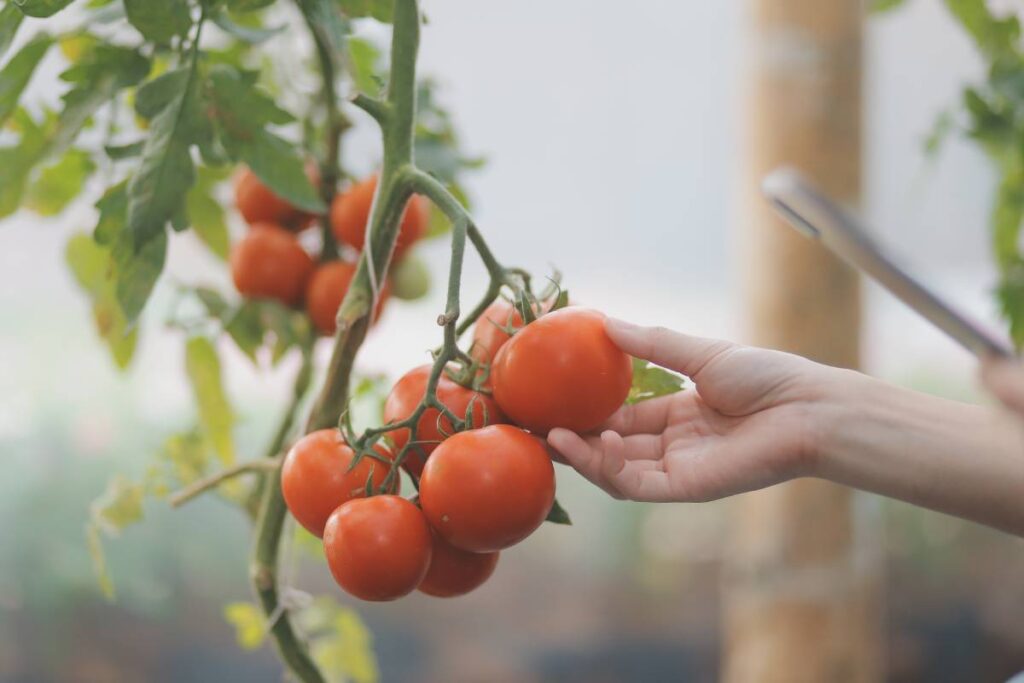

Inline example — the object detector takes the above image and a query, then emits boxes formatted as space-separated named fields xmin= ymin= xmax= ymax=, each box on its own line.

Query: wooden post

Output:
xmin=724 ymin=1 xmax=882 ymax=682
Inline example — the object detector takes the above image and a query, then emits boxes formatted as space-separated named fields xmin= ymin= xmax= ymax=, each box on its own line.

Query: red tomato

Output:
xmin=419 ymin=424 xmax=555 ymax=552
xmin=418 ymin=533 xmax=499 ymax=598
xmin=305 ymin=260 xmax=389 ymax=336
xmin=234 ymin=165 xmax=320 ymax=230
xmin=491 ymin=307 xmax=632 ymax=433
xmin=470 ymin=299 xmax=524 ymax=365
xmin=281 ymin=429 xmax=398 ymax=538
xmin=330 ymin=175 xmax=427 ymax=259
xmin=323 ymin=495 xmax=432 ymax=601
xmin=230 ymin=223 xmax=314 ymax=306
xmin=382 ymin=365 xmax=506 ymax=477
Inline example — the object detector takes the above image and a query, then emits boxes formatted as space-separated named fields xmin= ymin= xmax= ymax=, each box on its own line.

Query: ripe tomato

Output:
xmin=234 ymin=165 xmax=319 ymax=230
xmin=383 ymin=365 xmax=506 ymax=477
xmin=470 ymin=299 xmax=524 ymax=365
xmin=281 ymin=429 xmax=398 ymax=538
xmin=305 ymin=260 xmax=389 ymax=336
xmin=230 ymin=223 xmax=314 ymax=306
xmin=323 ymin=495 xmax=432 ymax=601
xmin=418 ymin=533 xmax=499 ymax=598
xmin=419 ymin=424 xmax=555 ymax=552
xmin=491 ymin=307 xmax=632 ymax=433
xmin=330 ymin=175 xmax=427 ymax=259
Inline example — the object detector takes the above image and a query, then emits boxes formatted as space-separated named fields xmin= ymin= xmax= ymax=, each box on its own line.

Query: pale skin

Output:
xmin=547 ymin=318 xmax=1024 ymax=537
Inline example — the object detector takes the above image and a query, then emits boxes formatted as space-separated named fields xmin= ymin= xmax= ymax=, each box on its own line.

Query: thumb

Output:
xmin=604 ymin=317 xmax=736 ymax=380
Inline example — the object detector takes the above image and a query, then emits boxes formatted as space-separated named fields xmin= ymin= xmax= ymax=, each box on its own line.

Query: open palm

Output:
xmin=548 ymin=320 xmax=837 ymax=502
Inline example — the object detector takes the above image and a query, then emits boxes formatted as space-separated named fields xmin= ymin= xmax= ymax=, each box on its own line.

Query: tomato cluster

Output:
xmin=229 ymin=168 xmax=428 ymax=335
xmin=281 ymin=297 xmax=633 ymax=603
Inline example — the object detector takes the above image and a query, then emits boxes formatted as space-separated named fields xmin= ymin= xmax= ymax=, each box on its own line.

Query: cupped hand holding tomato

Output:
xmin=491 ymin=307 xmax=633 ymax=433
xmin=383 ymin=365 xmax=506 ymax=476
xmin=281 ymin=429 xmax=397 ymax=537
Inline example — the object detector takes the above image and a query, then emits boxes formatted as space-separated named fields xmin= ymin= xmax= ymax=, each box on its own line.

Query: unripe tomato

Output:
xmin=470 ymin=299 xmax=525 ymax=365
xmin=383 ymin=365 xmax=506 ymax=477
xmin=419 ymin=424 xmax=555 ymax=552
xmin=230 ymin=223 xmax=314 ymax=306
xmin=389 ymin=253 xmax=431 ymax=301
xmin=323 ymin=495 xmax=432 ymax=602
xmin=281 ymin=429 xmax=398 ymax=538
xmin=305 ymin=260 xmax=389 ymax=336
xmin=418 ymin=533 xmax=499 ymax=598
xmin=492 ymin=307 xmax=632 ymax=433
xmin=330 ymin=175 xmax=427 ymax=258
xmin=234 ymin=165 xmax=321 ymax=230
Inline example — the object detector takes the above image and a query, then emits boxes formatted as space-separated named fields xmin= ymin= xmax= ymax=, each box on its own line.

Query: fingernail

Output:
xmin=605 ymin=317 xmax=639 ymax=335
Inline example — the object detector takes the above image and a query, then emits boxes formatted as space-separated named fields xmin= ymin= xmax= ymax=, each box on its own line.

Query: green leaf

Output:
xmin=85 ymin=522 xmax=115 ymax=600
xmin=112 ymin=226 xmax=167 ymax=324
xmin=347 ymin=36 xmax=382 ymax=97
xmin=0 ymin=109 xmax=51 ymax=217
xmin=104 ymin=140 xmax=144 ymax=160
xmin=159 ymin=430 xmax=212 ymax=488
xmin=223 ymin=300 xmax=264 ymax=361
xmin=0 ymin=33 xmax=52 ymax=127
xmin=338 ymin=0 xmax=392 ymax=22
xmin=870 ymin=0 xmax=907 ymax=13
xmin=545 ymin=498 xmax=572 ymax=525
xmin=124 ymin=0 xmax=192 ymax=43
xmin=943 ymin=0 xmax=1021 ymax=60
xmin=187 ymin=166 xmax=230 ymax=259
xmin=65 ymin=232 xmax=138 ymax=368
xmin=93 ymin=181 xmax=128 ymax=244
xmin=226 ymin=0 xmax=276 ymax=11
xmin=0 ymin=3 xmax=25 ymax=61
xmin=185 ymin=336 xmax=236 ymax=466
xmin=223 ymin=602 xmax=266 ymax=650
xmin=90 ymin=474 xmax=145 ymax=534
xmin=127 ymin=66 xmax=199 ymax=248
xmin=626 ymin=357 xmax=686 ymax=405
xmin=212 ymin=10 xmax=284 ymax=43
xmin=12 ymin=0 xmax=76 ymax=18
xmin=300 ymin=598 xmax=380 ymax=683
xmin=25 ymin=147 xmax=95 ymax=215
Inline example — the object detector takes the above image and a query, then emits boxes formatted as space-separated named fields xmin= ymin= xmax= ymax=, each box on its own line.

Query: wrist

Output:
xmin=799 ymin=366 xmax=877 ymax=480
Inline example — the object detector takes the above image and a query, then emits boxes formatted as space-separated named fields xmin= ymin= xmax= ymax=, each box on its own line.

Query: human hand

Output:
xmin=980 ymin=356 xmax=1024 ymax=417
xmin=547 ymin=319 xmax=844 ymax=502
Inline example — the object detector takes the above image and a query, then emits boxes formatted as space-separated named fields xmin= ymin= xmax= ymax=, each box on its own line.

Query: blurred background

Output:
xmin=2 ymin=0 xmax=1024 ymax=681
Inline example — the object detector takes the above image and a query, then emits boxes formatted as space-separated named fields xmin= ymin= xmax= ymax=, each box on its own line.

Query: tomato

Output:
xmin=323 ymin=495 xmax=432 ymax=601
xmin=281 ymin=429 xmax=398 ymax=537
xmin=491 ymin=307 xmax=632 ymax=433
xmin=330 ymin=175 xmax=427 ymax=258
xmin=305 ymin=260 xmax=389 ymax=336
xmin=419 ymin=424 xmax=555 ymax=552
xmin=383 ymin=365 xmax=506 ymax=477
xmin=418 ymin=532 xmax=499 ymax=598
xmin=388 ymin=253 xmax=430 ymax=301
xmin=470 ymin=299 xmax=524 ymax=365
xmin=230 ymin=223 xmax=314 ymax=306
xmin=234 ymin=166 xmax=319 ymax=230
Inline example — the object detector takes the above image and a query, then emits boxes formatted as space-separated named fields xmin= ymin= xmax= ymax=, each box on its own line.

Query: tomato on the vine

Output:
xmin=281 ymin=429 xmax=397 ymax=538
xmin=234 ymin=166 xmax=318 ymax=230
xmin=419 ymin=424 xmax=555 ymax=553
xmin=305 ymin=260 xmax=389 ymax=336
xmin=382 ymin=365 xmax=506 ymax=477
xmin=330 ymin=175 xmax=428 ymax=258
xmin=323 ymin=495 xmax=432 ymax=602
xmin=491 ymin=307 xmax=632 ymax=433
xmin=469 ymin=299 xmax=524 ymax=365
xmin=418 ymin=533 xmax=499 ymax=598
xmin=230 ymin=223 xmax=314 ymax=306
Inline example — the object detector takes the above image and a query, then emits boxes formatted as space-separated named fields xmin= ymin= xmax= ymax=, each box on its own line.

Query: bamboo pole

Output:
xmin=724 ymin=1 xmax=882 ymax=681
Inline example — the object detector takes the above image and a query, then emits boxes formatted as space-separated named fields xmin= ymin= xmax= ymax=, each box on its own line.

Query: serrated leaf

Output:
xmin=187 ymin=167 xmax=230 ymax=259
xmin=186 ymin=336 xmax=236 ymax=465
xmin=0 ymin=4 xmax=24 ymax=60
xmin=112 ymin=225 xmax=167 ymax=324
xmin=159 ymin=430 xmax=211 ymax=487
xmin=626 ymin=357 xmax=686 ymax=405
xmin=338 ymin=0 xmax=392 ymax=22
xmin=943 ymin=0 xmax=1021 ymax=60
xmin=12 ymin=0 xmax=75 ymax=18
xmin=545 ymin=497 xmax=572 ymax=525
xmin=90 ymin=474 xmax=145 ymax=534
xmin=0 ymin=33 xmax=52 ymax=127
xmin=223 ymin=602 xmax=266 ymax=650
xmin=86 ymin=522 xmax=115 ymax=600
xmin=124 ymin=0 xmax=192 ymax=43
xmin=25 ymin=147 xmax=95 ymax=215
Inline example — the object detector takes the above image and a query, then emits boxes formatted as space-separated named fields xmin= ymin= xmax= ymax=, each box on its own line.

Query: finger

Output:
xmin=980 ymin=358 xmax=1024 ymax=416
xmin=606 ymin=462 xmax=675 ymax=502
xmin=603 ymin=395 xmax=677 ymax=436
xmin=618 ymin=433 xmax=666 ymax=461
xmin=599 ymin=431 xmax=626 ymax=483
xmin=547 ymin=429 xmax=625 ymax=499
xmin=605 ymin=317 xmax=735 ymax=380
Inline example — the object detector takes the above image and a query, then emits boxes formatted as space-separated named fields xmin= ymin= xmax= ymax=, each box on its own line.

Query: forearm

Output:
xmin=813 ymin=370 xmax=1024 ymax=536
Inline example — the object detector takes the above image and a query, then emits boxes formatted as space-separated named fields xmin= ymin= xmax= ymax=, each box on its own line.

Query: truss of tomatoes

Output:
xmin=283 ymin=296 xmax=633 ymax=601
xmin=229 ymin=167 xmax=427 ymax=334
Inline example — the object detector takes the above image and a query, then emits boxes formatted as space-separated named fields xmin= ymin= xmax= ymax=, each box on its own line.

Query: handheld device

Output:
xmin=761 ymin=166 xmax=1015 ymax=359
